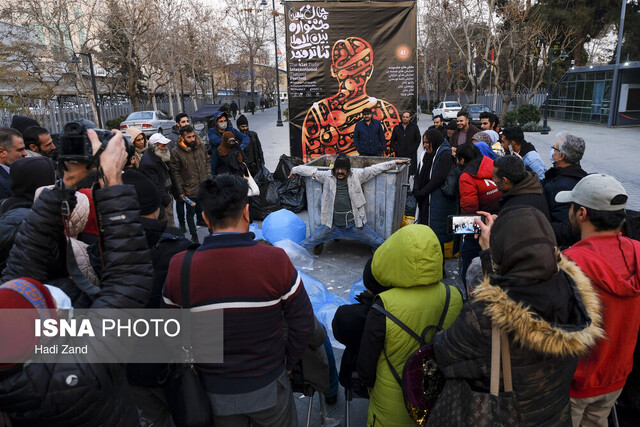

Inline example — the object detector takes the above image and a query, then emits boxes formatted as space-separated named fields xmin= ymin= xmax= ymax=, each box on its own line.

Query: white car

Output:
xmin=119 ymin=110 xmax=175 ymax=136
xmin=432 ymin=101 xmax=462 ymax=121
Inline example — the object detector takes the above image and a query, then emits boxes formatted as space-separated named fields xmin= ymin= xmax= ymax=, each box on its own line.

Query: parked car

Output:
xmin=432 ymin=101 xmax=462 ymax=121
xmin=119 ymin=110 xmax=174 ymax=136
xmin=462 ymin=104 xmax=493 ymax=127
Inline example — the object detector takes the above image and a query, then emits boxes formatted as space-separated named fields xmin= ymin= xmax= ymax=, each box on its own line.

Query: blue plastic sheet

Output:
xmin=348 ymin=279 xmax=366 ymax=304
xmin=262 ymin=209 xmax=307 ymax=245
xmin=248 ymin=223 xmax=263 ymax=240
xmin=298 ymin=270 xmax=349 ymax=349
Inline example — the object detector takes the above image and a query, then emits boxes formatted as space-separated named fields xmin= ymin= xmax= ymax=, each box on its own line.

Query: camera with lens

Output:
xmin=58 ymin=121 xmax=134 ymax=165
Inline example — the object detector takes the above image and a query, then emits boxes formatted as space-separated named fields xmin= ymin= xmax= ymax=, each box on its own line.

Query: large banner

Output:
xmin=285 ymin=1 xmax=417 ymax=161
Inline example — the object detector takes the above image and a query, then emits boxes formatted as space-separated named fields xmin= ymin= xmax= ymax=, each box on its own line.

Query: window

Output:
xmin=126 ymin=112 xmax=154 ymax=120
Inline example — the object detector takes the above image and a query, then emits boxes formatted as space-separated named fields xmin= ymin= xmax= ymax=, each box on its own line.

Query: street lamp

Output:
xmin=541 ymin=48 xmax=568 ymax=135
xmin=71 ymin=52 xmax=103 ymax=128
xmin=261 ymin=0 xmax=283 ymax=127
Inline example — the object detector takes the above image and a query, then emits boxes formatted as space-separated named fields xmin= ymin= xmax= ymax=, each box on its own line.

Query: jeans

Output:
xmin=301 ymin=223 xmax=385 ymax=249
xmin=460 ymin=235 xmax=481 ymax=286
xmin=184 ymin=198 xmax=203 ymax=238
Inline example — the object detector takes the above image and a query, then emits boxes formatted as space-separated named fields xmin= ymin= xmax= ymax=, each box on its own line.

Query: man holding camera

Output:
xmin=0 ymin=126 xmax=153 ymax=425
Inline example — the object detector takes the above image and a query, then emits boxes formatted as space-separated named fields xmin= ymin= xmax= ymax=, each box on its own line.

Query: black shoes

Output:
xmin=191 ymin=234 xmax=199 ymax=244
xmin=179 ymin=222 xmax=187 ymax=233
xmin=313 ymin=243 xmax=324 ymax=255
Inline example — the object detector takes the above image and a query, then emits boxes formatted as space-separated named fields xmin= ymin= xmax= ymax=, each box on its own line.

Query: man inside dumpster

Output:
xmin=291 ymin=153 xmax=409 ymax=255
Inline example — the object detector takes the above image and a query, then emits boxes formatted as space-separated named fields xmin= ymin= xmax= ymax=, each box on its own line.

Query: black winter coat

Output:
xmin=0 ymin=206 xmax=29 ymax=273
xmin=542 ymin=164 xmax=588 ymax=223
xmin=216 ymin=146 xmax=245 ymax=176
xmin=0 ymin=184 xmax=153 ymax=426
xmin=140 ymin=149 xmax=172 ymax=207
xmin=244 ymin=130 xmax=265 ymax=176
xmin=434 ymin=256 xmax=603 ymax=427
xmin=389 ymin=123 xmax=421 ymax=175
xmin=332 ymin=291 xmax=375 ymax=387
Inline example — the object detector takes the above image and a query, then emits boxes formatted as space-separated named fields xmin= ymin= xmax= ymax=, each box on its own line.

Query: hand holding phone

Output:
xmin=448 ymin=215 xmax=484 ymax=235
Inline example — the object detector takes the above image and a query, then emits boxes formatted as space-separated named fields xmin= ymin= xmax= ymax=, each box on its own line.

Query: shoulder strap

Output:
xmin=372 ymin=284 xmax=452 ymax=389
xmin=490 ymin=324 xmax=514 ymax=395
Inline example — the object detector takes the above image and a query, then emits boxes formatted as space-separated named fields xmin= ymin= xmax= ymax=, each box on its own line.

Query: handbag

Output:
xmin=164 ymin=249 xmax=213 ymax=427
xmin=242 ymin=163 xmax=260 ymax=197
xmin=440 ymin=166 xmax=461 ymax=198
xmin=373 ymin=285 xmax=451 ymax=425
xmin=426 ymin=324 xmax=520 ymax=427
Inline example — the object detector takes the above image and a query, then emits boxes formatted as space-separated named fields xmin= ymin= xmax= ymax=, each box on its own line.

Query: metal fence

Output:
xmin=0 ymin=95 xmax=210 ymax=134
xmin=425 ymin=89 xmax=547 ymax=115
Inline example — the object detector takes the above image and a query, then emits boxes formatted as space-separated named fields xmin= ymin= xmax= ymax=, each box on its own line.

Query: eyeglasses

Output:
xmin=551 ymin=145 xmax=561 ymax=152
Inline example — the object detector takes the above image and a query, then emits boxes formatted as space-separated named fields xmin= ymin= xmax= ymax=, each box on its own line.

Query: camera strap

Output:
xmin=61 ymin=199 xmax=101 ymax=299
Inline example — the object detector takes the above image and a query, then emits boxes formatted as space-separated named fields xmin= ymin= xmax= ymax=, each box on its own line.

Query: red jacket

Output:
xmin=564 ymin=233 xmax=640 ymax=398
xmin=458 ymin=156 xmax=501 ymax=214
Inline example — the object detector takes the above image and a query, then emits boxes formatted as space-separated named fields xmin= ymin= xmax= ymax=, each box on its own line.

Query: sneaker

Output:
xmin=313 ymin=243 xmax=324 ymax=255
xmin=179 ymin=222 xmax=187 ymax=233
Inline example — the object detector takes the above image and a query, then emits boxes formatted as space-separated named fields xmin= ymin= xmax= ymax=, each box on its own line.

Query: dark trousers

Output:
xmin=460 ymin=235 xmax=481 ymax=286
xmin=185 ymin=199 xmax=203 ymax=238
xmin=176 ymin=198 xmax=186 ymax=225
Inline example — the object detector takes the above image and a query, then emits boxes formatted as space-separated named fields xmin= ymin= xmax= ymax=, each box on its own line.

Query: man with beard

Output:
xmin=389 ymin=111 xmax=421 ymax=176
xmin=23 ymin=126 xmax=56 ymax=158
xmin=428 ymin=114 xmax=447 ymax=139
xmin=450 ymin=111 xmax=480 ymax=147
xmin=556 ymin=174 xmax=640 ymax=426
xmin=170 ymin=125 xmax=210 ymax=243
xmin=140 ymin=133 xmax=174 ymax=226
xmin=291 ymin=153 xmax=408 ymax=254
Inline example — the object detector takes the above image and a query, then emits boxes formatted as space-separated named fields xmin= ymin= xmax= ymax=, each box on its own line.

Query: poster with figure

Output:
xmin=285 ymin=1 xmax=417 ymax=161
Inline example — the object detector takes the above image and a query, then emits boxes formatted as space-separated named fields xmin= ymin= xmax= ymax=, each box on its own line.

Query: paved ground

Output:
xmin=190 ymin=106 xmax=639 ymax=426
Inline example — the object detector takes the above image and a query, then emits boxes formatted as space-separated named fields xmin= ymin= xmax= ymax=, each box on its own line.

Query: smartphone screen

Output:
xmin=448 ymin=215 xmax=483 ymax=235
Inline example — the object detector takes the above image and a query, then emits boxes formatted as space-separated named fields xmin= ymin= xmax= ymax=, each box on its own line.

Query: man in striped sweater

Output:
xmin=163 ymin=174 xmax=315 ymax=426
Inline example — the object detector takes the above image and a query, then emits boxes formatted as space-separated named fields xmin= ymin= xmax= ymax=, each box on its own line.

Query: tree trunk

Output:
xmin=168 ymin=91 xmax=174 ymax=117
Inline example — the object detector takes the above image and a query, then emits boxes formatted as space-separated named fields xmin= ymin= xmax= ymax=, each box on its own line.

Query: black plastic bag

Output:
xmin=278 ymin=174 xmax=307 ymax=213
xmin=249 ymin=166 xmax=281 ymax=220
xmin=274 ymin=154 xmax=304 ymax=182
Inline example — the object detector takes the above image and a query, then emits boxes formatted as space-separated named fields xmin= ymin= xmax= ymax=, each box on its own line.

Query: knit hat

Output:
xmin=446 ymin=120 xmax=457 ymax=130
xmin=122 ymin=169 xmax=161 ymax=215
xmin=236 ymin=115 xmax=249 ymax=127
xmin=3 ymin=157 xmax=56 ymax=212
xmin=10 ymin=115 xmax=39 ymax=134
xmin=0 ymin=277 xmax=57 ymax=366
xmin=333 ymin=153 xmax=351 ymax=171
xmin=490 ymin=206 xmax=558 ymax=281
xmin=472 ymin=131 xmax=493 ymax=145
xmin=362 ymin=257 xmax=389 ymax=295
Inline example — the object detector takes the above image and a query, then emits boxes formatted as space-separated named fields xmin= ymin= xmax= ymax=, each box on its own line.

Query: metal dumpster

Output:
xmin=302 ymin=155 xmax=410 ymax=240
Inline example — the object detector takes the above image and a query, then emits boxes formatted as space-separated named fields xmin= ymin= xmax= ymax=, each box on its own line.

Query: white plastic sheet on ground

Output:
xmin=274 ymin=239 xmax=314 ymax=271
xmin=298 ymin=270 xmax=349 ymax=350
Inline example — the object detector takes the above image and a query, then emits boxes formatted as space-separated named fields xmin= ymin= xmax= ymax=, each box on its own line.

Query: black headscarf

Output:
xmin=419 ymin=128 xmax=445 ymax=179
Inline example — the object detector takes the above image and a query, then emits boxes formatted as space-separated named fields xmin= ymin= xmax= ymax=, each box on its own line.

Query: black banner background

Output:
xmin=285 ymin=1 xmax=417 ymax=160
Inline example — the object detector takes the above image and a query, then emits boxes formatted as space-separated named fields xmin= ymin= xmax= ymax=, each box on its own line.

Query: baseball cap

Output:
xmin=555 ymin=174 xmax=628 ymax=211
xmin=148 ymin=133 xmax=171 ymax=145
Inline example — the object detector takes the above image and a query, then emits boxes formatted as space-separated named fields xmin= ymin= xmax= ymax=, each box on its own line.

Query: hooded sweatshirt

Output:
xmin=564 ymin=233 xmax=640 ymax=398
xmin=459 ymin=155 xmax=501 ymax=214
xmin=499 ymin=171 xmax=550 ymax=219
xmin=357 ymin=225 xmax=463 ymax=427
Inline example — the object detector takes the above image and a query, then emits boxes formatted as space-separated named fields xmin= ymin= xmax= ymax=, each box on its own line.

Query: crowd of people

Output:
xmin=0 ymin=103 xmax=638 ymax=427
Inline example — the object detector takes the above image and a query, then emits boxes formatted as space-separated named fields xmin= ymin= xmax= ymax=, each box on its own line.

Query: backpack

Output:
xmin=373 ymin=284 xmax=451 ymax=425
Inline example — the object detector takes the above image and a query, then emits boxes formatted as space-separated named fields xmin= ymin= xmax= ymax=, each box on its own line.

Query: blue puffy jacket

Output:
xmin=208 ymin=111 xmax=250 ymax=175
